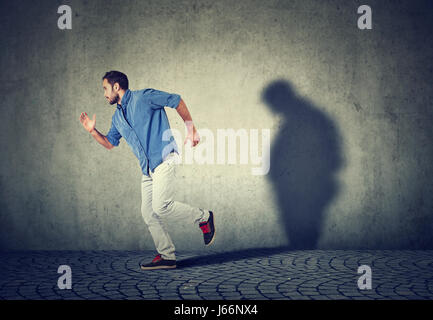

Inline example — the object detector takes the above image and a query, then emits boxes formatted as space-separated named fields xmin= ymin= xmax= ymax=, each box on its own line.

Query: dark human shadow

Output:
xmin=261 ymin=80 xmax=344 ymax=249
xmin=177 ymin=247 xmax=290 ymax=269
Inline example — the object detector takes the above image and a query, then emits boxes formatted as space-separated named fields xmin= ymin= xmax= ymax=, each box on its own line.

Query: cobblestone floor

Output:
xmin=1 ymin=248 xmax=433 ymax=300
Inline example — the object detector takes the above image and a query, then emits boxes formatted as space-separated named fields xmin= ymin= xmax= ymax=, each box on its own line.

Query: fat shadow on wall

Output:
xmin=261 ymin=79 xmax=344 ymax=249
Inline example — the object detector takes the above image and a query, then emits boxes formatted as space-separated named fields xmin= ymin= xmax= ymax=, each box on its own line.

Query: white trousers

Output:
xmin=141 ymin=152 xmax=209 ymax=260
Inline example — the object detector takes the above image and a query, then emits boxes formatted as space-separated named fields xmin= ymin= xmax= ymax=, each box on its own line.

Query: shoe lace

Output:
xmin=152 ymin=254 xmax=162 ymax=263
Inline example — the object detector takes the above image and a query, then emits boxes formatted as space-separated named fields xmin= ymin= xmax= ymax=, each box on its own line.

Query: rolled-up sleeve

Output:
xmin=148 ymin=89 xmax=181 ymax=109
xmin=106 ymin=120 xmax=122 ymax=147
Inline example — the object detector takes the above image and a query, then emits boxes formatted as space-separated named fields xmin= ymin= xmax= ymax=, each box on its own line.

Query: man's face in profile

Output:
xmin=103 ymin=78 xmax=120 ymax=105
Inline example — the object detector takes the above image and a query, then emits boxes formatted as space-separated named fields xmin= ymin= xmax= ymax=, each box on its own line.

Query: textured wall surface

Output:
xmin=0 ymin=0 xmax=432 ymax=251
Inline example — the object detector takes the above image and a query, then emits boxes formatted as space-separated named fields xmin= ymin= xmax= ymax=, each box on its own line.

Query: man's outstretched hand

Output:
xmin=79 ymin=112 xmax=113 ymax=150
xmin=80 ymin=112 xmax=96 ymax=133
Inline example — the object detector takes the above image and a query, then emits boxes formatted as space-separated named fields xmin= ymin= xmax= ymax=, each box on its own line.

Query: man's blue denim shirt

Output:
xmin=106 ymin=88 xmax=180 ymax=176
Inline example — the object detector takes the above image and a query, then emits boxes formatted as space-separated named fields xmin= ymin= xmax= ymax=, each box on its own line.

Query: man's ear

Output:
xmin=113 ymin=83 xmax=119 ymax=92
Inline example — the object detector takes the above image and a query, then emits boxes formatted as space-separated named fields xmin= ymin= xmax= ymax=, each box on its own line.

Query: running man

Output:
xmin=79 ymin=71 xmax=215 ymax=270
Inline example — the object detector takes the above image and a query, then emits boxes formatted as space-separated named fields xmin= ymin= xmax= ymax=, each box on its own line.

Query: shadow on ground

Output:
xmin=177 ymin=246 xmax=291 ymax=268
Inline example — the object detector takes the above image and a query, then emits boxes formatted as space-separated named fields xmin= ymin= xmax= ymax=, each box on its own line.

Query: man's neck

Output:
xmin=117 ymin=89 xmax=126 ymax=105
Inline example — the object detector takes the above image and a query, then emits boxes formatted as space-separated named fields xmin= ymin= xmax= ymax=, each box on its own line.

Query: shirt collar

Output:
xmin=117 ymin=89 xmax=131 ymax=109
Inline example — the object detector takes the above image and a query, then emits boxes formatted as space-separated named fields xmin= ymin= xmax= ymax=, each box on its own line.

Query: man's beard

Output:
xmin=109 ymin=94 xmax=119 ymax=105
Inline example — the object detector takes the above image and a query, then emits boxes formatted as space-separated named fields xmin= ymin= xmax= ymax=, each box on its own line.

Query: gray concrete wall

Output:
xmin=1 ymin=0 xmax=432 ymax=251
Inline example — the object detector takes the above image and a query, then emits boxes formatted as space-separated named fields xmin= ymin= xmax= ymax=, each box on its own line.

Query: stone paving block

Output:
xmin=309 ymin=295 xmax=333 ymax=300
xmin=181 ymin=294 xmax=203 ymax=300
xmin=262 ymin=293 xmax=287 ymax=299
xmin=198 ymin=289 xmax=218 ymax=294
xmin=141 ymin=295 xmax=160 ymax=299
xmin=297 ymin=288 xmax=320 ymax=295
xmin=350 ymin=296 xmax=376 ymax=300
xmin=290 ymin=295 xmax=311 ymax=300
xmin=324 ymin=295 xmax=353 ymax=300
xmin=239 ymin=289 xmax=260 ymax=295
xmin=242 ymin=295 xmax=267 ymax=300
xmin=318 ymin=290 xmax=341 ymax=295
xmin=224 ymin=295 xmax=243 ymax=300
xmin=202 ymin=297 xmax=223 ymax=301
xmin=158 ymin=294 xmax=181 ymax=299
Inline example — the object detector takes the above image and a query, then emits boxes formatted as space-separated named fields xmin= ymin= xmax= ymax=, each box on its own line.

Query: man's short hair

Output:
xmin=102 ymin=71 xmax=129 ymax=90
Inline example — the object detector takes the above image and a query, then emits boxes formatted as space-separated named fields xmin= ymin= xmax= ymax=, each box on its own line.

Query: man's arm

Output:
xmin=90 ymin=128 xmax=115 ymax=150
xmin=175 ymin=99 xmax=200 ymax=147
xmin=79 ymin=112 xmax=115 ymax=150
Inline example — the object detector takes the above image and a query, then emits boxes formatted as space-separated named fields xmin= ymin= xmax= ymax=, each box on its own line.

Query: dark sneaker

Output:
xmin=199 ymin=210 xmax=215 ymax=246
xmin=140 ymin=254 xmax=176 ymax=270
